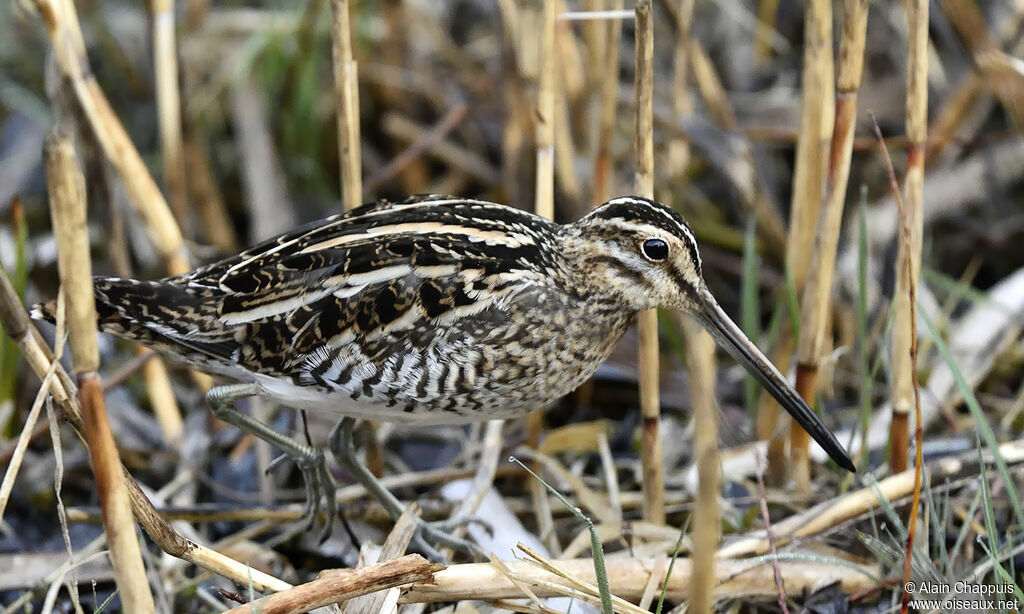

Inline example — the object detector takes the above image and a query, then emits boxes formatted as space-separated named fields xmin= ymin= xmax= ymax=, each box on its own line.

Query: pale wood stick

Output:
xmin=717 ymin=440 xmax=1024 ymax=559
xmin=330 ymin=0 xmax=363 ymax=210
xmin=46 ymin=132 xmax=156 ymax=613
xmin=633 ymin=0 xmax=664 ymax=525
xmin=342 ymin=503 xmax=422 ymax=614
xmin=400 ymin=556 xmax=879 ymax=604
xmin=222 ymin=554 xmax=442 ymax=614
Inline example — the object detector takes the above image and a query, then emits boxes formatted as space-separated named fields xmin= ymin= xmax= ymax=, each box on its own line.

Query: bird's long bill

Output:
xmin=693 ymin=291 xmax=856 ymax=472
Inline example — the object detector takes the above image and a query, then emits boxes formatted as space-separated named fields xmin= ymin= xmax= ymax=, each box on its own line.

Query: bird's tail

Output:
xmin=31 ymin=277 xmax=196 ymax=343
xmin=31 ymin=277 xmax=237 ymax=368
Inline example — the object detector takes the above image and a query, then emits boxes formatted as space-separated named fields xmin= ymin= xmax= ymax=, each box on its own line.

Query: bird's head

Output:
xmin=565 ymin=196 xmax=707 ymax=314
xmin=565 ymin=196 xmax=855 ymax=472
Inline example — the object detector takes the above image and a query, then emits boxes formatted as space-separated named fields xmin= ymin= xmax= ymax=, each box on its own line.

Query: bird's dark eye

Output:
xmin=641 ymin=238 xmax=669 ymax=261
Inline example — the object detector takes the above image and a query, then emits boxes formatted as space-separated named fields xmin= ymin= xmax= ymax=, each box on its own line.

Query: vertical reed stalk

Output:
xmin=46 ymin=132 xmax=156 ymax=613
xmin=535 ymin=0 xmax=556 ymax=220
xmin=152 ymin=0 xmax=188 ymax=231
xmin=331 ymin=0 xmax=363 ymax=210
xmin=30 ymin=0 xmax=189 ymax=275
xmin=634 ymin=0 xmax=664 ymax=525
xmin=795 ymin=0 xmax=869 ymax=473
xmin=786 ymin=0 xmax=834 ymax=490
xmin=593 ymin=0 xmax=624 ymax=203
xmin=683 ymin=317 xmax=719 ymax=613
xmin=891 ymin=0 xmax=928 ymax=477
xmin=524 ymin=0 xmax=561 ymax=555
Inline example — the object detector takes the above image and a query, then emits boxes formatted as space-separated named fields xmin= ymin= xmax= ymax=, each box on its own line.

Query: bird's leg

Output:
xmin=205 ymin=384 xmax=337 ymax=540
xmin=327 ymin=418 xmax=486 ymax=561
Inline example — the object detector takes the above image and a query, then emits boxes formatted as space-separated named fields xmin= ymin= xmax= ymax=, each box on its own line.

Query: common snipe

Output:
xmin=33 ymin=195 xmax=854 ymax=555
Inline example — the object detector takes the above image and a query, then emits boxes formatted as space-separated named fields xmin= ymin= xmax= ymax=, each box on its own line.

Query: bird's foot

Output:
xmin=268 ymin=447 xmax=338 ymax=542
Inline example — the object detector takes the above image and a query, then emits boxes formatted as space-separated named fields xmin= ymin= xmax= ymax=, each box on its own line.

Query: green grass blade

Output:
xmin=510 ymin=456 xmax=613 ymax=614
xmin=918 ymin=307 xmax=1024 ymax=529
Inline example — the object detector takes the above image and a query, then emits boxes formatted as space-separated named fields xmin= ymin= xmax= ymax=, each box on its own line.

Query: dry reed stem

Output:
xmin=683 ymin=318 xmax=719 ymax=614
xmin=45 ymin=132 xmax=156 ymax=613
xmin=33 ymin=0 xmax=189 ymax=439
xmin=535 ymin=0 xmax=556 ymax=220
xmin=223 ymin=554 xmax=442 ymax=614
xmin=794 ymin=0 xmax=869 ymax=477
xmin=785 ymin=0 xmax=834 ymax=290
xmin=633 ymin=0 xmax=664 ymax=526
xmin=786 ymin=0 xmax=835 ymax=489
xmin=890 ymin=0 xmax=929 ymax=476
xmin=31 ymin=0 xmax=188 ymax=274
xmin=895 ymin=1 xmax=927 ymax=597
xmin=152 ymin=0 xmax=188 ymax=230
xmin=400 ymin=556 xmax=878 ymax=604
xmin=873 ymin=117 xmax=925 ymax=614
xmin=331 ymin=0 xmax=363 ymax=210
xmin=592 ymin=0 xmax=624 ymax=203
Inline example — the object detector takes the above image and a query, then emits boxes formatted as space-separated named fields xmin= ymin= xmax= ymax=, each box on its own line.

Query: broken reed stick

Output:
xmin=45 ymin=132 xmax=156 ymax=613
xmin=330 ymin=0 xmax=363 ymax=210
xmin=399 ymin=556 xmax=878 ymax=604
xmin=682 ymin=317 xmax=719 ymax=614
xmin=222 ymin=554 xmax=443 ymax=614
xmin=889 ymin=0 xmax=928 ymax=476
xmin=786 ymin=0 xmax=835 ymax=490
xmin=633 ymin=0 xmax=664 ymax=526
xmin=795 ymin=0 xmax=869 ymax=468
